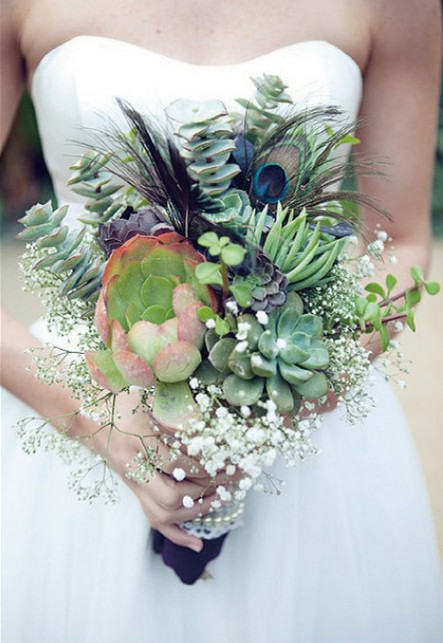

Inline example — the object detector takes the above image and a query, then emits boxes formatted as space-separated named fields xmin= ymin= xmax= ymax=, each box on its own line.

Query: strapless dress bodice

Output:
xmin=31 ymin=35 xmax=362 ymax=222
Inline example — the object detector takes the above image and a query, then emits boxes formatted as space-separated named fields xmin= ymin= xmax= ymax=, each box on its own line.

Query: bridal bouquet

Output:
xmin=17 ymin=75 xmax=439 ymax=583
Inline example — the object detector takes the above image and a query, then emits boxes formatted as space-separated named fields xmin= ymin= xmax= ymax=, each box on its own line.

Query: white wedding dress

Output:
xmin=2 ymin=36 xmax=443 ymax=643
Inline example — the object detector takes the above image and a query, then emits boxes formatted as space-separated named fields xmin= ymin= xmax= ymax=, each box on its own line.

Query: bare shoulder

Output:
xmin=1 ymin=0 xmax=29 ymax=148
xmin=369 ymin=0 xmax=441 ymax=66
xmin=1 ymin=0 xmax=24 ymax=46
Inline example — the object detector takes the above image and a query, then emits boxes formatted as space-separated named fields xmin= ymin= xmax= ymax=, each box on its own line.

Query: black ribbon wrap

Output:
xmin=152 ymin=530 xmax=228 ymax=584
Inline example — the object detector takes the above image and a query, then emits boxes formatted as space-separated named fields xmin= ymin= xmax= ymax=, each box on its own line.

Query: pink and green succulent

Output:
xmin=86 ymin=232 xmax=218 ymax=425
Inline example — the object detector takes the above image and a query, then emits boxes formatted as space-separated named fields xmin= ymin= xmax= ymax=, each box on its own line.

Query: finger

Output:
xmin=167 ymin=492 xmax=218 ymax=523
xmin=160 ymin=523 xmax=203 ymax=552
xmin=154 ymin=474 xmax=215 ymax=511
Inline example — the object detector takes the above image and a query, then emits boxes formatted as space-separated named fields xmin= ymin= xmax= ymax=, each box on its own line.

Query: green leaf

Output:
xmin=220 ymin=244 xmax=247 ymax=266
xmin=215 ymin=316 xmax=231 ymax=337
xmin=406 ymin=309 xmax=416 ymax=332
xmin=424 ymin=281 xmax=441 ymax=295
xmin=229 ymin=282 xmax=253 ymax=307
xmin=198 ymin=231 xmax=222 ymax=251
xmin=379 ymin=324 xmax=390 ymax=352
xmin=195 ymin=262 xmax=223 ymax=286
xmin=140 ymin=275 xmax=174 ymax=310
xmin=355 ymin=297 xmax=368 ymax=317
xmin=277 ymin=306 xmax=301 ymax=338
xmin=365 ymin=282 xmax=386 ymax=298
xmin=405 ymin=288 xmax=421 ymax=307
xmin=385 ymin=274 xmax=398 ymax=292
xmin=298 ymin=345 xmax=329 ymax=370
xmin=152 ymin=381 xmax=198 ymax=429
xmin=198 ymin=306 xmax=216 ymax=322
xmin=193 ymin=359 xmax=223 ymax=385
xmin=338 ymin=133 xmax=360 ymax=146
xmin=410 ymin=266 xmax=425 ymax=285
xmin=278 ymin=362 xmax=313 ymax=385
xmin=237 ymin=314 xmax=263 ymax=350
xmin=278 ymin=342 xmax=309 ymax=365
xmin=363 ymin=302 xmax=382 ymax=324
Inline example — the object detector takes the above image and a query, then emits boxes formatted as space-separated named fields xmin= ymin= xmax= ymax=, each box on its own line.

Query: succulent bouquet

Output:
xmin=17 ymin=75 xmax=439 ymax=584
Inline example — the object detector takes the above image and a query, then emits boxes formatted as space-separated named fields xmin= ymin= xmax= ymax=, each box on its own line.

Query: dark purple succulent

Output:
xmin=98 ymin=206 xmax=174 ymax=256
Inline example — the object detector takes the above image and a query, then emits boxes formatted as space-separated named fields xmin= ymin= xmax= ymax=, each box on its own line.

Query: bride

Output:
xmin=2 ymin=0 xmax=443 ymax=641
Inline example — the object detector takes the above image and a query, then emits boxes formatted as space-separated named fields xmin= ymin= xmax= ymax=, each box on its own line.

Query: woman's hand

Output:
xmin=78 ymin=389 xmax=232 ymax=552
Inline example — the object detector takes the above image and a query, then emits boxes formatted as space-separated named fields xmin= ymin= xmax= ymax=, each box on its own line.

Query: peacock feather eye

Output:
xmin=252 ymin=163 xmax=290 ymax=204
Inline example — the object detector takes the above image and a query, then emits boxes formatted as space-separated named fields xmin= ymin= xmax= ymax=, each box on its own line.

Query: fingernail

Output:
xmin=188 ymin=542 xmax=203 ymax=553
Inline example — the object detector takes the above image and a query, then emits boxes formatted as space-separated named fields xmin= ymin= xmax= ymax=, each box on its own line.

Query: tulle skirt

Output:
xmin=3 ymin=368 xmax=443 ymax=643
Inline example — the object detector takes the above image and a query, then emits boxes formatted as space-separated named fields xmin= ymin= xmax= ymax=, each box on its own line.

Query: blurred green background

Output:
xmin=0 ymin=87 xmax=443 ymax=235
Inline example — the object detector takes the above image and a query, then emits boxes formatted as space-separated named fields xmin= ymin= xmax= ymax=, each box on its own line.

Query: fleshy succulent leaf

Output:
xmin=110 ymin=319 xmax=130 ymax=351
xmin=153 ymin=341 xmax=202 ymax=383
xmin=258 ymin=330 xmax=279 ymax=359
xmin=237 ymin=314 xmax=263 ymax=350
xmin=85 ymin=350 xmax=128 ymax=393
xmin=250 ymin=353 xmax=277 ymax=378
xmin=141 ymin=275 xmax=175 ymax=310
xmin=278 ymin=362 xmax=313 ymax=385
xmin=173 ymin=283 xmax=202 ymax=315
xmin=265 ymin=373 xmax=294 ymax=412
xmin=112 ymin=350 xmax=155 ymax=388
xmin=276 ymin=306 xmax=302 ymax=338
xmin=177 ymin=302 xmax=206 ymax=348
xmin=128 ymin=319 xmax=178 ymax=365
xmin=278 ymin=342 xmax=310 ymax=364
xmin=223 ymin=374 xmax=264 ymax=406
xmin=292 ymin=371 xmax=329 ymax=398
xmin=228 ymin=350 xmax=255 ymax=380
xmin=152 ymin=381 xmax=200 ymax=429
xmin=299 ymin=345 xmax=329 ymax=370
xmin=294 ymin=314 xmax=323 ymax=338
xmin=209 ymin=337 xmax=237 ymax=372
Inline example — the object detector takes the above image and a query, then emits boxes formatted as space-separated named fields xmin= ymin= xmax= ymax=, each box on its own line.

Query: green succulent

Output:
xmin=165 ymin=98 xmax=240 ymax=198
xmin=235 ymin=74 xmax=293 ymax=143
xmin=244 ymin=205 xmax=349 ymax=291
xmin=17 ymin=201 xmax=104 ymax=308
xmin=68 ymin=150 xmax=127 ymax=226
xmin=205 ymin=292 xmax=329 ymax=412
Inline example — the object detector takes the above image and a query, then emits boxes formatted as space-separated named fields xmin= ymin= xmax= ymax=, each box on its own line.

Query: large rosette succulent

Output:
xmin=86 ymin=232 xmax=218 ymax=427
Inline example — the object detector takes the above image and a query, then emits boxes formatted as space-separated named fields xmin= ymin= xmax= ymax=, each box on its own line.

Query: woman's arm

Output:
xmin=357 ymin=0 xmax=441 ymax=286
xmin=1 ymin=7 xmax=212 ymax=551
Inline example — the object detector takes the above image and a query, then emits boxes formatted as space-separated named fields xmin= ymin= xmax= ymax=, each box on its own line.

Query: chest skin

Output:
xmin=20 ymin=0 xmax=371 ymax=84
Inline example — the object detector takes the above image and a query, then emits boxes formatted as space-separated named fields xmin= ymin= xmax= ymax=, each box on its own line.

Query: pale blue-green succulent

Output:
xmin=205 ymin=292 xmax=330 ymax=412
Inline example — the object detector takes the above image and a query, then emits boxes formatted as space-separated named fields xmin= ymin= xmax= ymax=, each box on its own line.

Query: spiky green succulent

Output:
xmin=203 ymin=292 xmax=329 ymax=412
xmin=240 ymin=205 xmax=350 ymax=291
xmin=17 ymin=201 xmax=104 ymax=307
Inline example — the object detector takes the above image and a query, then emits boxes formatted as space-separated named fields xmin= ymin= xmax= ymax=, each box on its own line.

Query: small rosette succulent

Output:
xmin=86 ymin=232 xmax=218 ymax=424
xmin=206 ymin=292 xmax=329 ymax=412
xmin=98 ymin=207 xmax=174 ymax=256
